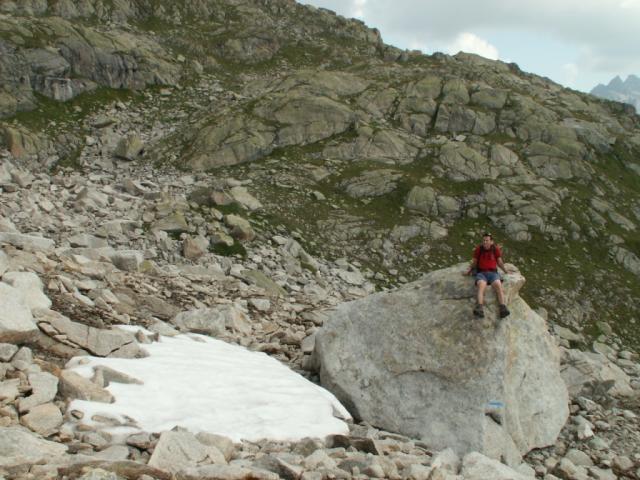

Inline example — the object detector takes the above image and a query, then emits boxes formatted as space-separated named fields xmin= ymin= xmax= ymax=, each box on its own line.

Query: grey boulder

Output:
xmin=114 ymin=133 xmax=144 ymax=161
xmin=561 ymin=348 xmax=634 ymax=397
xmin=313 ymin=263 xmax=568 ymax=465
xmin=171 ymin=305 xmax=251 ymax=336
xmin=461 ymin=452 xmax=530 ymax=480
xmin=0 ymin=232 xmax=55 ymax=251
xmin=0 ymin=283 xmax=38 ymax=343
xmin=148 ymin=430 xmax=226 ymax=474
xmin=59 ymin=370 xmax=114 ymax=403
xmin=0 ymin=426 xmax=67 ymax=467
xmin=20 ymin=402 xmax=63 ymax=437
xmin=18 ymin=371 xmax=59 ymax=413
xmin=2 ymin=271 xmax=52 ymax=311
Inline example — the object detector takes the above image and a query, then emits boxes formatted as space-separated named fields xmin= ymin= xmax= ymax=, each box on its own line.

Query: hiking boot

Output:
xmin=499 ymin=304 xmax=510 ymax=319
xmin=473 ymin=303 xmax=484 ymax=318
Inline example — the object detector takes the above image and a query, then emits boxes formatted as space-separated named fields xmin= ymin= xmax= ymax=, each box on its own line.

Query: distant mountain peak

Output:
xmin=590 ymin=74 xmax=640 ymax=112
xmin=609 ymin=75 xmax=624 ymax=87
xmin=626 ymin=74 xmax=640 ymax=89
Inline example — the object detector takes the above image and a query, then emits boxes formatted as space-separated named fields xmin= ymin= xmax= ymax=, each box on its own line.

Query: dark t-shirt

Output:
xmin=473 ymin=245 xmax=502 ymax=272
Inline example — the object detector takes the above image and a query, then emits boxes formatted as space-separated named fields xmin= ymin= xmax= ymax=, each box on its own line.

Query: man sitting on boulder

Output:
xmin=466 ymin=233 xmax=514 ymax=319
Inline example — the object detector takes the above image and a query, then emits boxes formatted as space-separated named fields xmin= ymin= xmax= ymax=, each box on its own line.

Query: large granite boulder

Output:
xmin=2 ymin=271 xmax=52 ymax=311
xmin=0 ymin=426 xmax=68 ymax=468
xmin=0 ymin=283 xmax=38 ymax=343
xmin=313 ymin=263 xmax=568 ymax=465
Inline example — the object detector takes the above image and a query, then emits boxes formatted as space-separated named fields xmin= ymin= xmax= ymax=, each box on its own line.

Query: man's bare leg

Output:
xmin=474 ymin=281 xmax=487 ymax=317
xmin=491 ymin=280 xmax=510 ymax=318
xmin=491 ymin=280 xmax=505 ymax=305
xmin=477 ymin=280 xmax=487 ymax=305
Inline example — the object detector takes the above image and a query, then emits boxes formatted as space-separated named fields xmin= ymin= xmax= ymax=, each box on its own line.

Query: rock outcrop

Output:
xmin=314 ymin=263 xmax=569 ymax=465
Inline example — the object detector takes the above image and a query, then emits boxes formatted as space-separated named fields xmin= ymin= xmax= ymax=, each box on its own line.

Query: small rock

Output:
xmin=555 ymin=458 xmax=589 ymax=480
xmin=576 ymin=422 xmax=594 ymax=440
xmin=59 ymin=370 xmax=114 ymax=403
xmin=0 ymin=343 xmax=18 ymax=362
xmin=18 ymin=371 xmax=58 ymax=413
xmin=249 ymin=298 xmax=271 ymax=312
xmin=588 ymin=437 xmax=609 ymax=451
xmin=225 ymin=215 xmax=255 ymax=242
xmin=126 ymin=432 xmax=154 ymax=450
xmin=211 ymin=231 xmax=235 ymax=247
xmin=114 ymin=133 xmax=144 ymax=161
xmin=612 ymin=455 xmax=633 ymax=472
xmin=20 ymin=403 xmax=63 ymax=437
xmin=82 ymin=431 xmax=111 ymax=449
xmin=91 ymin=445 xmax=131 ymax=462
xmin=110 ymin=250 xmax=144 ymax=272
xmin=565 ymin=449 xmax=593 ymax=467
xmin=148 ymin=430 xmax=226 ymax=474
xmin=587 ymin=466 xmax=617 ymax=480
xmin=230 ymin=186 xmax=262 ymax=211
xmin=195 ymin=431 xmax=235 ymax=461
xmin=183 ymin=235 xmax=209 ymax=260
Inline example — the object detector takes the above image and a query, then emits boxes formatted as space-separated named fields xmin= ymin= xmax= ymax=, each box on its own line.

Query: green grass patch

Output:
xmin=54 ymin=144 xmax=83 ymax=171
xmin=213 ymin=203 xmax=246 ymax=216
xmin=11 ymin=88 xmax=138 ymax=132
xmin=211 ymin=241 xmax=247 ymax=258
xmin=598 ymin=140 xmax=640 ymax=195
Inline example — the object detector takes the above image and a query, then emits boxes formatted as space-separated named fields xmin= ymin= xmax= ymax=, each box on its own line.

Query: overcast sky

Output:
xmin=299 ymin=0 xmax=640 ymax=93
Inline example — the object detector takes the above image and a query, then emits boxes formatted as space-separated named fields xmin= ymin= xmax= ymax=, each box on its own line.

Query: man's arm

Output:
xmin=497 ymin=257 xmax=514 ymax=273
xmin=465 ymin=256 xmax=478 ymax=275
xmin=497 ymin=257 xmax=507 ymax=273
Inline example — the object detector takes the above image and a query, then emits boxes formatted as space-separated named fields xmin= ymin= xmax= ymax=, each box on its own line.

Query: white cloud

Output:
xmin=299 ymin=0 xmax=639 ymax=91
xmin=345 ymin=0 xmax=639 ymax=71
xmin=447 ymin=32 xmax=499 ymax=60
xmin=352 ymin=0 xmax=367 ymax=18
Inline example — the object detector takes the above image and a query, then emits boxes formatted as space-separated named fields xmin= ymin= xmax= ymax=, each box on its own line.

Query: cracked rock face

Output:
xmin=314 ymin=263 xmax=569 ymax=465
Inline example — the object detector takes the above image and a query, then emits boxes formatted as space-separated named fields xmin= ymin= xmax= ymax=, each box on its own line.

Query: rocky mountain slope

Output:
xmin=0 ymin=1 xmax=640 ymax=478
xmin=591 ymin=75 xmax=640 ymax=113
xmin=1 ymin=0 xmax=639 ymax=348
xmin=1 ymin=151 xmax=639 ymax=478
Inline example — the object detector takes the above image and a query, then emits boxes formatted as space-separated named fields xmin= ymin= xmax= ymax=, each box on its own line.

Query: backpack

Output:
xmin=472 ymin=244 xmax=498 ymax=274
